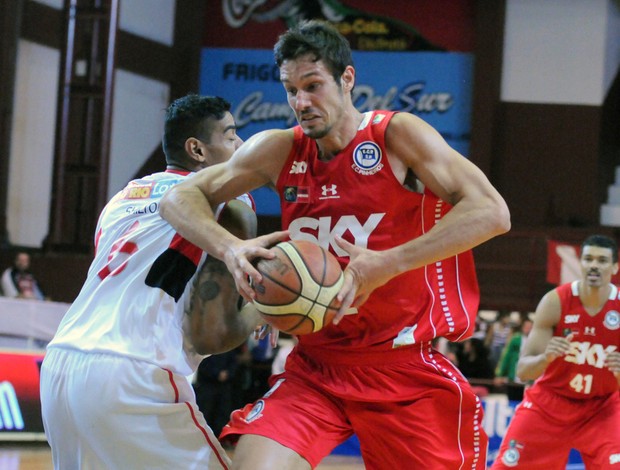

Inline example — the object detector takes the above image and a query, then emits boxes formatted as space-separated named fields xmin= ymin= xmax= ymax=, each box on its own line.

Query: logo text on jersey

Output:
xmin=352 ymin=141 xmax=383 ymax=176
xmin=288 ymin=213 xmax=385 ymax=256
xmin=565 ymin=314 xmax=580 ymax=324
xmin=289 ymin=161 xmax=307 ymax=174
xmin=564 ymin=341 xmax=618 ymax=368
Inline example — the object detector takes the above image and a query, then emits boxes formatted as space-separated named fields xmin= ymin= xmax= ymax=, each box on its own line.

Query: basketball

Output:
xmin=251 ymin=240 xmax=344 ymax=335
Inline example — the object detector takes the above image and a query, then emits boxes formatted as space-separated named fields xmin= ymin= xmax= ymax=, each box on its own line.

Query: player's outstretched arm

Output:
xmin=160 ymin=130 xmax=292 ymax=300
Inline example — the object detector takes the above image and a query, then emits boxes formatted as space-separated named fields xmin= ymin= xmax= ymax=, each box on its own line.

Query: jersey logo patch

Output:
xmin=245 ymin=400 xmax=265 ymax=423
xmin=604 ymin=310 xmax=619 ymax=330
xmin=352 ymin=141 xmax=383 ymax=176
xmin=565 ymin=314 xmax=580 ymax=324
xmin=283 ymin=186 xmax=310 ymax=203
xmin=319 ymin=184 xmax=339 ymax=200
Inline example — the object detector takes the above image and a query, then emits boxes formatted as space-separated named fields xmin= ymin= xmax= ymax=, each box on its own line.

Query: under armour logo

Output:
xmin=321 ymin=184 xmax=338 ymax=198
xmin=584 ymin=326 xmax=596 ymax=336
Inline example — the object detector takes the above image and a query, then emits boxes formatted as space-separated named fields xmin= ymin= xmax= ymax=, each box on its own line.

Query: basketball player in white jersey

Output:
xmin=160 ymin=22 xmax=511 ymax=470
xmin=40 ymin=94 xmax=278 ymax=469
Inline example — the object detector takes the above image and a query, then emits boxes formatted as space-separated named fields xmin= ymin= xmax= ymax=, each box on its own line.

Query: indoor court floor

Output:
xmin=0 ymin=442 xmax=366 ymax=470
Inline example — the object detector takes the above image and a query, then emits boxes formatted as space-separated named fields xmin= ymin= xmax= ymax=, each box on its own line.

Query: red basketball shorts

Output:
xmin=221 ymin=343 xmax=488 ymax=469
xmin=491 ymin=386 xmax=620 ymax=469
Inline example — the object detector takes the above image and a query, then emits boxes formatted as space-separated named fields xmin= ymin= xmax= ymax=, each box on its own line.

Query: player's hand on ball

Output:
xmin=333 ymin=235 xmax=397 ymax=325
xmin=224 ymin=231 xmax=289 ymax=301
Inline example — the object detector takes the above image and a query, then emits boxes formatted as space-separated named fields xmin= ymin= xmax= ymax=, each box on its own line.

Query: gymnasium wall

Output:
xmin=3 ymin=0 xmax=620 ymax=308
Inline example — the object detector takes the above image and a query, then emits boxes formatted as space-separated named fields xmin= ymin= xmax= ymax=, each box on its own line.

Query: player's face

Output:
xmin=201 ymin=112 xmax=243 ymax=166
xmin=280 ymin=55 xmax=347 ymax=139
xmin=580 ymin=245 xmax=618 ymax=287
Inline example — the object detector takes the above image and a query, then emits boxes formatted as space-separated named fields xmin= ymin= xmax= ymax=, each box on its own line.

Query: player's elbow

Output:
xmin=192 ymin=331 xmax=236 ymax=356
xmin=488 ymin=196 xmax=511 ymax=236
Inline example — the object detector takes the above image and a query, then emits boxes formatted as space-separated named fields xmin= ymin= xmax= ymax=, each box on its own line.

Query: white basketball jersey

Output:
xmin=48 ymin=170 xmax=254 ymax=376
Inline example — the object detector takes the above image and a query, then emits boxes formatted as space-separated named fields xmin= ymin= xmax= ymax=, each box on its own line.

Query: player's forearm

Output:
xmin=160 ymin=184 xmax=240 ymax=261
xmin=516 ymin=354 xmax=552 ymax=382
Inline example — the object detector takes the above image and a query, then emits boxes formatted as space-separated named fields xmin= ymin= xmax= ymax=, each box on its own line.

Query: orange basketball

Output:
xmin=251 ymin=240 xmax=344 ymax=335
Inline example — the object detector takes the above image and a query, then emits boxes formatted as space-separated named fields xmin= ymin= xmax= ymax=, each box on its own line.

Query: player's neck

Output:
xmin=315 ymin=110 xmax=364 ymax=161
xmin=578 ymin=281 xmax=611 ymax=314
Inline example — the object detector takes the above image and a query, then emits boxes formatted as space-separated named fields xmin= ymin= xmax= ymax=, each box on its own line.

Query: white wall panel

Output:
xmin=108 ymin=69 xmax=170 ymax=198
xmin=120 ymin=0 xmax=176 ymax=46
xmin=502 ymin=0 xmax=609 ymax=104
xmin=9 ymin=41 xmax=60 ymax=247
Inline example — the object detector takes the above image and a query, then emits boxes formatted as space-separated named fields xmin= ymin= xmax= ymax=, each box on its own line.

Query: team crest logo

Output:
xmin=501 ymin=440 xmax=523 ymax=467
xmin=501 ymin=448 xmax=521 ymax=467
xmin=604 ymin=310 xmax=619 ymax=330
xmin=245 ymin=400 xmax=265 ymax=423
xmin=352 ymin=141 xmax=383 ymax=176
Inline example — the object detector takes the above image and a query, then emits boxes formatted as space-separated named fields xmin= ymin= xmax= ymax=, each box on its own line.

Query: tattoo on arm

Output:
xmin=188 ymin=257 xmax=234 ymax=315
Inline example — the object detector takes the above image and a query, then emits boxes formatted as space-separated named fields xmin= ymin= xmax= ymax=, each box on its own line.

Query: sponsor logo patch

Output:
xmin=351 ymin=141 xmax=383 ymax=175
xmin=283 ymin=186 xmax=310 ymax=203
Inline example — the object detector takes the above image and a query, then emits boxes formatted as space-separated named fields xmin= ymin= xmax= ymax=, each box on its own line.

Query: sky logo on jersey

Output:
xmin=565 ymin=314 xmax=580 ymax=324
xmin=124 ymin=182 xmax=154 ymax=199
xmin=352 ymin=141 xmax=383 ymax=175
xmin=604 ymin=310 xmax=619 ymax=330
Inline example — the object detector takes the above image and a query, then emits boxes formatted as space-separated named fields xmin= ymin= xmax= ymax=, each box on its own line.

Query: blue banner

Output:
xmin=200 ymin=48 xmax=473 ymax=215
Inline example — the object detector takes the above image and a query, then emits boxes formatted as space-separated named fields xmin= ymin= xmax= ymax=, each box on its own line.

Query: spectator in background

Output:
xmin=494 ymin=316 xmax=533 ymax=400
xmin=455 ymin=337 xmax=495 ymax=381
xmin=1 ymin=252 xmax=46 ymax=300
xmin=485 ymin=310 xmax=513 ymax=370
xmin=495 ymin=317 xmax=533 ymax=383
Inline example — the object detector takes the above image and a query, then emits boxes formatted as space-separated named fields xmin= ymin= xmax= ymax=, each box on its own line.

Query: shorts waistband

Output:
xmin=295 ymin=341 xmax=431 ymax=366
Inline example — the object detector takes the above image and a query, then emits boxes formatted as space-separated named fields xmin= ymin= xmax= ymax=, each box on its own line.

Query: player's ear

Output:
xmin=185 ymin=137 xmax=207 ymax=163
xmin=341 ymin=66 xmax=355 ymax=92
xmin=612 ymin=262 xmax=619 ymax=276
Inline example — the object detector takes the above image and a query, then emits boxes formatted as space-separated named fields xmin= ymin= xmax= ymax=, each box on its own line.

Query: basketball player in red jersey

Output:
xmin=160 ymin=20 xmax=510 ymax=469
xmin=492 ymin=234 xmax=620 ymax=469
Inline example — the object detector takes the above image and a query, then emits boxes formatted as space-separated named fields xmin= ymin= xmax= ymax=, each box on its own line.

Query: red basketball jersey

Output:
xmin=276 ymin=111 xmax=480 ymax=353
xmin=534 ymin=281 xmax=620 ymax=399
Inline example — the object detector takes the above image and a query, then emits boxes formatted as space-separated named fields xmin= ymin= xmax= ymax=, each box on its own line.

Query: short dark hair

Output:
xmin=162 ymin=94 xmax=231 ymax=162
xmin=274 ymin=20 xmax=353 ymax=84
xmin=581 ymin=234 xmax=618 ymax=263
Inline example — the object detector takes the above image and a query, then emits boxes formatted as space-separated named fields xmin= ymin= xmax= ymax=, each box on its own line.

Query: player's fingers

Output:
xmin=257 ymin=231 xmax=289 ymax=252
xmin=334 ymin=279 xmax=356 ymax=325
xmin=334 ymin=235 xmax=355 ymax=256
xmin=269 ymin=328 xmax=280 ymax=348
xmin=234 ymin=270 xmax=256 ymax=301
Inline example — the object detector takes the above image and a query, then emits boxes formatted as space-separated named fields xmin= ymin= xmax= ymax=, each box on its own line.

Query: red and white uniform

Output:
xmin=492 ymin=281 xmax=620 ymax=469
xmin=41 ymin=170 xmax=253 ymax=470
xmin=221 ymin=111 xmax=487 ymax=469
